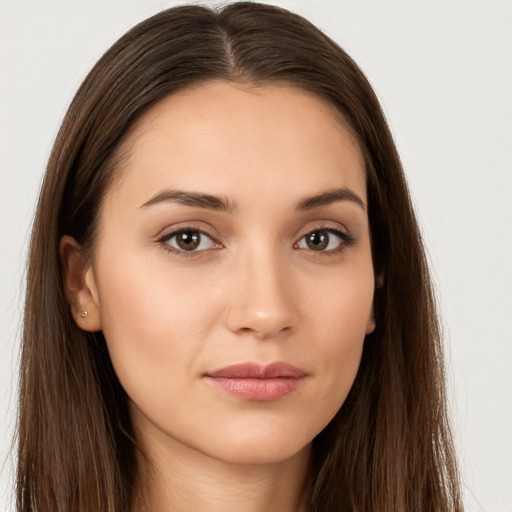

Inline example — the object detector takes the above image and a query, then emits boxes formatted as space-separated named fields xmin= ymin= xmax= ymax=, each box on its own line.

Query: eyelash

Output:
xmin=295 ymin=225 xmax=356 ymax=256
xmin=157 ymin=224 xmax=220 ymax=258
xmin=156 ymin=223 xmax=355 ymax=258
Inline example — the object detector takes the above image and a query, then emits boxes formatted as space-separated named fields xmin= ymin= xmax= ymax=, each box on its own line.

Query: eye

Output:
xmin=161 ymin=229 xmax=218 ymax=253
xmin=296 ymin=228 xmax=351 ymax=252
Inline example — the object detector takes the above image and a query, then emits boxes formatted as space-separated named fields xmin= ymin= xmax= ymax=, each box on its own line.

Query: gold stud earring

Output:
xmin=80 ymin=311 xmax=88 ymax=318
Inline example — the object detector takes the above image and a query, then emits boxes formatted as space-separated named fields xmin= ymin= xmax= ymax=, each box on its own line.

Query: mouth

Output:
xmin=204 ymin=362 xmax=308 ymax=402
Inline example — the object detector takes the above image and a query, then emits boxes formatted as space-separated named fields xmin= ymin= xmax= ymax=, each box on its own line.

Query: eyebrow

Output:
xmin=140 ymin=186 xmax=365 ymax=212
xmin=140 ymin=190 xmax=237 ymax=213
xmin=296 ymin=187 xmax=366 ymax=211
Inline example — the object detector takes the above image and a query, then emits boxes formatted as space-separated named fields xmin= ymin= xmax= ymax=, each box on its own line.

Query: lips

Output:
xmin=205 ymin=362 xmax=307 ymax=401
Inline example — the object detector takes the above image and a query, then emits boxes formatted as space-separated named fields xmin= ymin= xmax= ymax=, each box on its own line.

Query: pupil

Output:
xmin=307 ymin=231 xmax=329 ymax=251
xmin=177 ymin=231 xmax=200 ymax=250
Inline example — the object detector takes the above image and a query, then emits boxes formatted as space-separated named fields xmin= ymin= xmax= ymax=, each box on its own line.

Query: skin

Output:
xmin=62 ymin=81 xmax=376 ymax=512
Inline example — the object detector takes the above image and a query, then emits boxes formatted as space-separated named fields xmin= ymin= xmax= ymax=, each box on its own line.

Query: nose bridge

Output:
xmin=225 ymin=243 xmax=297 ymax=338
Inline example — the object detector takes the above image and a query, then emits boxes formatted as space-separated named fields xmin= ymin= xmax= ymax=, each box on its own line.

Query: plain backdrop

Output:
xmin=1 ymin=1 xmax=511 ymax=511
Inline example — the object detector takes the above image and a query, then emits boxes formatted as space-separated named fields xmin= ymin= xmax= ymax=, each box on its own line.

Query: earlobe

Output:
xmin=365 ymin=306 xmax=376 ymax=334
xmin=365 ymin=273 xmax=383 ymax=335
xmin=60 ymin=235 xmax=102 ymax=332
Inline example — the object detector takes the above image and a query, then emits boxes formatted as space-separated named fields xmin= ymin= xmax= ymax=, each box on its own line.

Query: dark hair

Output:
xmin=17 ymin=3 xmax=463 ymax=511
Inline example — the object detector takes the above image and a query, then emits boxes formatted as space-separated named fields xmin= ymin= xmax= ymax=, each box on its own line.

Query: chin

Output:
xmin=199 ymin=435 xmax=312 ymax=467
xmin=181 ymin=412 xmax=319 ymax=467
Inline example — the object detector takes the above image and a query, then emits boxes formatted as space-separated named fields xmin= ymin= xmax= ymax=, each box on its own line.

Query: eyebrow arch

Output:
xmin=296 ymin=187 xmax=366 ymax=211
xmin=140 ymin=189 xmax=237 ymax=213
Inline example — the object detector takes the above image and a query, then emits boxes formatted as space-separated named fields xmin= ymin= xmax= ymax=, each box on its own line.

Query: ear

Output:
xmin=365 ymin=272 xmax=384 ymax=335
xmin=60 ymin=235 xmax=102 ymax=332
xmin=365 ymin=304 xmax=376 ymax=334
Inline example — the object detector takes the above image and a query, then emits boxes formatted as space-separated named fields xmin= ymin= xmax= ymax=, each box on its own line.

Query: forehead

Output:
xmin=106 ymin=81 xmax=366 ymax=211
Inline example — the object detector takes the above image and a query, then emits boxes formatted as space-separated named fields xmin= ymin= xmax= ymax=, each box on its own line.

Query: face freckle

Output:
xmin=91 ymin=80 xmax=375 ymax=467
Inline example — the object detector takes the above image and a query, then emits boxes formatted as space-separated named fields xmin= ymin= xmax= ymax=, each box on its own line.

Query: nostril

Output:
xmin=224 ymin=278 xmax=298 ymax=338
xmin=236 ymin=325 xmax=293 ymax=339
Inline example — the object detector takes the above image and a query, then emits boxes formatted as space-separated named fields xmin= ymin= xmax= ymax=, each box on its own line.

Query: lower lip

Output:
xmin=206 ymin=376 xmax=305 ymax=401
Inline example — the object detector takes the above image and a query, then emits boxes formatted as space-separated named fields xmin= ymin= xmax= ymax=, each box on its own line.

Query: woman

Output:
xmin=17 ymin=3 xmax=463 ymax=511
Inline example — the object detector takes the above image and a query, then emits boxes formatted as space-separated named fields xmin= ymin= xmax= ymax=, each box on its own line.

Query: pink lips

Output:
xmin=205 ymin=362 xmax=307 ymax=402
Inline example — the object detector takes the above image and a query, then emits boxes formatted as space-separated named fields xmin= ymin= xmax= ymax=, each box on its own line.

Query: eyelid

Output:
xmin=295 ymin=221 xmax=350 ymax=240
xmin=294 ymin=222 xmax=355 ymax=253
xmin=155 ymin=222 xmax=218 ymax=241
xmin=156 ymin=223 xmax=222 ymax=256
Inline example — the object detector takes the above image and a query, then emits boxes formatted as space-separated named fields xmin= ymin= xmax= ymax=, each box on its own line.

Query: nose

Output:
xmin=224 ymin=251 xmax=298 ymax=339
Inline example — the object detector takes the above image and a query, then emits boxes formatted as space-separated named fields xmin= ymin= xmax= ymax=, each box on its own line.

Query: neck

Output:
xmin=131 ymin=422 xmax=311 ymax=512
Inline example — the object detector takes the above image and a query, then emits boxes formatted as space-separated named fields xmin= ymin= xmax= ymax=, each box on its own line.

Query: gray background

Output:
xmin=1 ymin=1 xmax=511 ymax=510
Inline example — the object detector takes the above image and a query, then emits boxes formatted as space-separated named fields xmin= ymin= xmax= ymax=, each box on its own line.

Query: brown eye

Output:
xmin=297 ymin=229 xmax=349 ymax=252
xmin=164 ymin=229 xmax=217 ymax=252
xmin=176 ymin=231 xmax=200 ymax=250
xmin=304 ymin=230 xmax=329 ymax=251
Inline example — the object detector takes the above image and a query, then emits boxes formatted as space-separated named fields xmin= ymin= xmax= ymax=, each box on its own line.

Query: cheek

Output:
xmin=304 ymin=267 xmax=374 ymax=409
xmin=94 ymin=252 xmax=222 ymax=401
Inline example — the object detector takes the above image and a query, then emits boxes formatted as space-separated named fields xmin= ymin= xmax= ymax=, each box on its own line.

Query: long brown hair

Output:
xmin=17 ymin=3 xmax=463 ymax=511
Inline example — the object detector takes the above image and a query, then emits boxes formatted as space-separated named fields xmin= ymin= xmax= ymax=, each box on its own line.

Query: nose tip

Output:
xmin=227 ymin=308 xmax=295 ymax=340
xmin=234 ymin=311 xmax=294 ymax=339
xmin=224 ymin=260 xmax=298 ymax=339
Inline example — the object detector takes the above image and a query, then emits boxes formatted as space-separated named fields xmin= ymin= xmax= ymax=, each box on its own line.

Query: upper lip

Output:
xmin=206 ymin=362 xmax=307 ymax=379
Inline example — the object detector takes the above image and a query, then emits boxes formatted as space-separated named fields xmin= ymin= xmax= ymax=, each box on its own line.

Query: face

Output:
xmin=76 ymin=81 xmax=375 ymax=466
